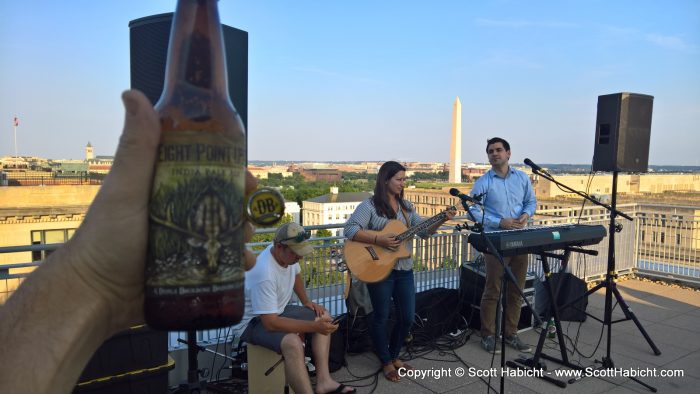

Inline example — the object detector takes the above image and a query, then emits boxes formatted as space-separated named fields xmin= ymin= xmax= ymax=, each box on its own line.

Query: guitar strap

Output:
xmin=399 ymin=204 xmax=410 ymax=225
xmin=399 ymin=204 xmax=413 ymax=258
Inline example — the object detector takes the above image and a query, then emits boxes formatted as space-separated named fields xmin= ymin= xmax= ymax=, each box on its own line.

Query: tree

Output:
xmin=250 ymin=214 xmax=294 ymax=250
xmin=315 ymin=229 xmax=333 ymax=238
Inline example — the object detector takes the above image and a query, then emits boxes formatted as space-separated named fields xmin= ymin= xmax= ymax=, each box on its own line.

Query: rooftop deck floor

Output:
xmin=326 ymin=278 xmax=700 ymax=394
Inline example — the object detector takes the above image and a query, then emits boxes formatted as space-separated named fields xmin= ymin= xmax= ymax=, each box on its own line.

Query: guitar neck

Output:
xmin=395 ymin=207 xmax=453 ymax=242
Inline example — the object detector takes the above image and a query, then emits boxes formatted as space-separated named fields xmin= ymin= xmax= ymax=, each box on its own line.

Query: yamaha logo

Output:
xmin=505 ymin=240 xmax=524 ymax=248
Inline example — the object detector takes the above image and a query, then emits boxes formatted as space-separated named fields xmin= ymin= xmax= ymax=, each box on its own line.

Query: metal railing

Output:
xmin=2 ymin=206 xmax=699 ymax=348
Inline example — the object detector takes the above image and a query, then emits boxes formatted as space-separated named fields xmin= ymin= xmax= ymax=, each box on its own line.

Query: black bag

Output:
xmin=344 ymin=309 xmax=375 ymax=354
xmin=328 ymin=315 xmax=348 ymax=372
xmin=344 ymin=278 xmax=375 ymax=354
xmin=535 ymin=273 xmax=588 ymax=322
xmin=308 ymin=314 xmax=348 ymax=372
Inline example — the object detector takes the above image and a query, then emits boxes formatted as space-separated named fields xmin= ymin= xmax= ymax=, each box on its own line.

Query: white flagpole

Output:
xmin=13 ymin=116 xmax=18 ymax=157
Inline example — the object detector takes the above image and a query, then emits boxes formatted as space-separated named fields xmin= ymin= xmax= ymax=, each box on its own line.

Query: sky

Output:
xmin=1 ymin=0 xmax=698 ymax=165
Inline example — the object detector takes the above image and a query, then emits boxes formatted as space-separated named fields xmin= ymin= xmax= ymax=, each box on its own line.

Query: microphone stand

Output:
xmin=173 ymin=330 xmax=206 ymax=394
xmin=530 ymin=167 xmax=660 ymax=392
xmin=455 ymin=197 xmax=542 ymax=394
xmin=175 ymin=335 xmax=242 ymax=394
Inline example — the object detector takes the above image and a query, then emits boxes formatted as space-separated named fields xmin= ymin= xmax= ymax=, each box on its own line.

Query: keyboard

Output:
xmin=467 ymin=224 xmax=607 ymax=256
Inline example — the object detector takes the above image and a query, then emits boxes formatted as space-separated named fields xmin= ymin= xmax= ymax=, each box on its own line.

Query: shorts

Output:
xmin=241 ymin=304 xmax=316 ymax=354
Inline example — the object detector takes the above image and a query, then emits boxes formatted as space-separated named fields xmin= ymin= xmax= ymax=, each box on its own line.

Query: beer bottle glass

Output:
xmin=145 ymin=0 xmax=246 ymax=330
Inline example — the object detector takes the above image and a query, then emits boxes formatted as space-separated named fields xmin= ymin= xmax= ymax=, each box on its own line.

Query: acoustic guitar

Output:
xmin=343 ymin=206 xmax=456 ymax=283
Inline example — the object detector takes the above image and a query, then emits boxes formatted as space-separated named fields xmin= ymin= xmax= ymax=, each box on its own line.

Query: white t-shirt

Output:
xmin=236 ymin=244 xmax=300 ymax=334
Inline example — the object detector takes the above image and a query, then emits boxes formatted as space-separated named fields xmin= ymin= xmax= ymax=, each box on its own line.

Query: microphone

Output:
xmin=449 ymin=188 xmax=482 ymax=204
xmin=524 ymin=158 xmax=548 ymax=174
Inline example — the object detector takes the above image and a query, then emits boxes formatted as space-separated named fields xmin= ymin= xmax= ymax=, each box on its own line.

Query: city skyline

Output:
xmin=1 ymin=1 xmax=699 ymax=165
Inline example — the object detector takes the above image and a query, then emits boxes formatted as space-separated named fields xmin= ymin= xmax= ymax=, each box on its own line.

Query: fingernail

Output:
xmin=123 ymin=94 xmax=139 ymax=116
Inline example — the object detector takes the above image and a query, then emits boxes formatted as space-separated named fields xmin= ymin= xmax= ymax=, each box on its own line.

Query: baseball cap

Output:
xmin=274 ymin=223 xmax=313 ymax=257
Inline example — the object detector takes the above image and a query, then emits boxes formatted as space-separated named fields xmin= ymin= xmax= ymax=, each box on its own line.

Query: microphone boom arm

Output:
xmin=531 ymin=168 xmax=632 ymax=221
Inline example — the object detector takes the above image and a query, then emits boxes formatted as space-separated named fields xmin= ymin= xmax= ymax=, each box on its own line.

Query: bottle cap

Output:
xmin=246 ymin=187 xmax=286 ymax=226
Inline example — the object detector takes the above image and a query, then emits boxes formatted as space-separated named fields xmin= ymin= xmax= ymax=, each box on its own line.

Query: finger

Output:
xmin=244 ymin=222 xmax=255 ymax=243
xmin=244 ymin=248 xmax=256 ymax=271
xmin=245 ymin=170 xmax=258 ymax=194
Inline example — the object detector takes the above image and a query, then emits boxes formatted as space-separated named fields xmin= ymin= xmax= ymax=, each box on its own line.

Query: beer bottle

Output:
xmin=547 ymin=317 xmax=556 ymax=339
xmin=144 ymin=0 xmax=246 ymax=330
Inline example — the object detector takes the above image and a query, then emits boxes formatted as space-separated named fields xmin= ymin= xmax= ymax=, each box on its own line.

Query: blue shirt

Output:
xmin=468 ymin=167 xmax=537 ymax=231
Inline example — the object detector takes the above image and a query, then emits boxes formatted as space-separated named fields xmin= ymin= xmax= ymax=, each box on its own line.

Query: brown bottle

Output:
xmin=144 ymin=0 xmax=246 ymax=330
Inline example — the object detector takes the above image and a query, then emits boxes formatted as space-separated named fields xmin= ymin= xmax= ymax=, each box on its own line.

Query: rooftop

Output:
xmin=326 ymin=278 xmax=699 ymax=394
xmin=307 ymin=191 xmax=373 ymax=204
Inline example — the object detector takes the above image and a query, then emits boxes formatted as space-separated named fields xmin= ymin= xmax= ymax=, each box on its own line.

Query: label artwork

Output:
xmin=146 ymin=131 xmax=246 ymax=296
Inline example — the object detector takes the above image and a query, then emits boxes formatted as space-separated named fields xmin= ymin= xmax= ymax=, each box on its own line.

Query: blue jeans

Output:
xmin=367 ymin=269 xmax=416 ymax=364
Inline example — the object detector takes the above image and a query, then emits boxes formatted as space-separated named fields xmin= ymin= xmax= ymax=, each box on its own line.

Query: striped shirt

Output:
xmin=344 ymin=198 xmax=425 ymax=271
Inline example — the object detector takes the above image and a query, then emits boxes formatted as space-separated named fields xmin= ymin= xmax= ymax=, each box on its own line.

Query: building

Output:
xmin=0 ymin=185 xmax=100 ymax=302
xmin=404 ymin=187 xmax=467 ymax=219
xmin=404 ymin=162 xmax=446 ymax=174
xmin=87 ymin=155 xmax=114 ymax=174
xmin=534 ymin=173 xmax=700 ymax=199
xmin=284 ymin=201 xmax=301 ymax=224
xmin=248 ymin=165 xmax=294 ymax=179
xmin=85 ymin=142 xmax=94 ymax=160
xmin=298 ymin=168 xmax=342 ymax=182
xmin=302 ymin=187 xmax=372 ymax=236
xmin=0 ymin=156 xmax=53 ymax=185
xmin=461 ymin=165 xmax=490 ymax=182
xmin=53 ymin=160 xmax=88 ymax=176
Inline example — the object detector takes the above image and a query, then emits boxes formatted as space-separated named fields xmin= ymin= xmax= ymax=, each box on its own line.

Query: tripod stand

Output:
xmin=174 ymin=330 xmax=239 ymax=393
xmin=455 ymin=197 xmax=542 ymax=394
xmin=531 ymin=168 xmax=661 ymax=392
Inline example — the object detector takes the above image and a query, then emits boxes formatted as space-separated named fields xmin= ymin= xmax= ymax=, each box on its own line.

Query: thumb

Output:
xmin=98 ymin=90 xmax=160 ymax=206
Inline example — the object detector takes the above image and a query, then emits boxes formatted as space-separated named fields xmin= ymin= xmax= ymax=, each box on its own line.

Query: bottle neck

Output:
xmin=161 ymin=0 xmax=228 ymax=99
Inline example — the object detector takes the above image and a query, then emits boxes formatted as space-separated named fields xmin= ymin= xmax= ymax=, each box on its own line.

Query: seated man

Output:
xmin=241 ymin=223 xmax=355 ymax=394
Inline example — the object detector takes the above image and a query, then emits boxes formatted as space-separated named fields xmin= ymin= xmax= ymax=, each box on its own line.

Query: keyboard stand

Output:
xmin=508 ymin=248 xmax=597 ymax=388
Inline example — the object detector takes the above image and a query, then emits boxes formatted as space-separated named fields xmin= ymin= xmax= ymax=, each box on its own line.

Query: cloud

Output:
xmin=475 ymin=18 xmax=578 ymax=29
xmin=646 ymin=33 xmax=697 ymax=54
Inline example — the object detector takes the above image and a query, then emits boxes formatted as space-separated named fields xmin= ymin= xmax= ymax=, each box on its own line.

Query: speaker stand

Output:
xmin=563 ymin=171 xmax=659 ymax=392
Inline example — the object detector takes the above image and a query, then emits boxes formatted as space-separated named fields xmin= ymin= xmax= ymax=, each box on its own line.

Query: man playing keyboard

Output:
xmin=469 ymin=137 xmax=537 ymax=354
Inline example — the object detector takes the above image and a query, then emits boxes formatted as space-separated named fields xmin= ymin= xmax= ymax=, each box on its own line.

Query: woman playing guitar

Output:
xmin=343 ymin=161 xmax=455 ymax=382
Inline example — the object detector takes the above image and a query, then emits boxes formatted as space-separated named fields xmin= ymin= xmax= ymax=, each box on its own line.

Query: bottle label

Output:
xmin=146 ymin=131 xmax=246 ymax=297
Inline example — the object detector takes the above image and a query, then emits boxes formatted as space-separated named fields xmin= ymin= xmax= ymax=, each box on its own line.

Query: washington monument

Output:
xmin=449 ymin=97 xmax=462 ymax=183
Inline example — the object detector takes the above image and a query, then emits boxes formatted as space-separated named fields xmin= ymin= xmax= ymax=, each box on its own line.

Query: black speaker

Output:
xmin=128 ymin=13 xmax=248 ymax=129
xmin=592 ymin=92 xmax=653 ymax=173
xmin=413 ymin=288 xmax=462 ymax=340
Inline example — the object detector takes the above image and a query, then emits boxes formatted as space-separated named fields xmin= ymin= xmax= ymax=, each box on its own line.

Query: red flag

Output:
xmin=13 ymin=116 xmax=19 ymax=127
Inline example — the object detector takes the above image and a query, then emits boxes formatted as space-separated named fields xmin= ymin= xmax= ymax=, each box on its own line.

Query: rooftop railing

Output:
xmin=2 ymin=205 xmax=699 ymax=348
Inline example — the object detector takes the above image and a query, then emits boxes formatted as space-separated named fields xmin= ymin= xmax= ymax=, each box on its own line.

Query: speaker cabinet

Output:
xmin=592 ymin=92 xmax=653 ymax=173
xmin=128 ymin=13 xmax=248 ymax=129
